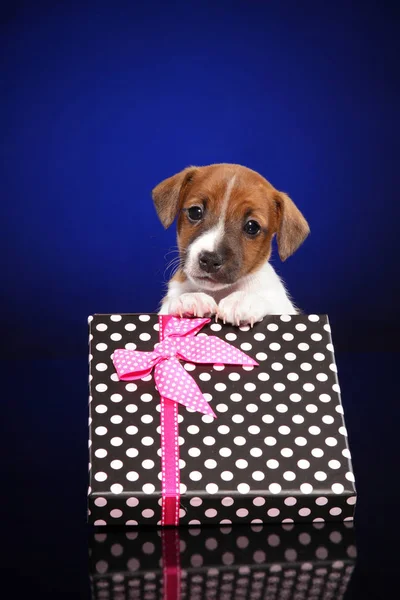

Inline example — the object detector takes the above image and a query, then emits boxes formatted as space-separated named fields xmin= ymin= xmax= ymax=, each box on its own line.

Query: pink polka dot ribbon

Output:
xmin=112 ymin=315 xmax=258 ymax=527
xmin=113 ymin=316 xmax=258 ymax=419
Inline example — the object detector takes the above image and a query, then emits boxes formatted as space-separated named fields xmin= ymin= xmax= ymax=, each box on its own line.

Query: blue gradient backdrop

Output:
xmin=2 ymin=0 xmax=399 ymax=356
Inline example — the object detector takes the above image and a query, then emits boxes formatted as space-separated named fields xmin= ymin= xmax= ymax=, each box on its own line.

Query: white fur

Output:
xmin=184 ymin=176 xmax=236 ymax=290
xmin=159 ymin=261 xmax=297 ymax=325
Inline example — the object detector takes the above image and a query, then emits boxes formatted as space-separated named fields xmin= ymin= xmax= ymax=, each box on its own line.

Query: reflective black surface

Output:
xmin=1 ymin=352 xmax=399 ymax=598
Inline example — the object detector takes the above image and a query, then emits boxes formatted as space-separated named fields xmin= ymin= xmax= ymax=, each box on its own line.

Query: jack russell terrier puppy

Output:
xmin=153 ymin=163 xmax=310 ymax=326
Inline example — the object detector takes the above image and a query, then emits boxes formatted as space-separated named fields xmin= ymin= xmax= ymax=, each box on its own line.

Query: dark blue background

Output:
xmin=2 ymin=2 xmax=400 ymax=599
xmin=2 ymin=0 xmax=399 ymax=357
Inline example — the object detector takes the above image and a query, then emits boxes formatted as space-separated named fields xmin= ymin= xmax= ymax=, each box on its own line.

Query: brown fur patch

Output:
xmin=153 ymin=163 xmax=309 ymax=282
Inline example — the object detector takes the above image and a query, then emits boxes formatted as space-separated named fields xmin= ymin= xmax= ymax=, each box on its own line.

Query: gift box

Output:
xmin=88 ymin=313 xmax=356 ymax=527
xmin=89 ymin=522 xmax=356 ymax=600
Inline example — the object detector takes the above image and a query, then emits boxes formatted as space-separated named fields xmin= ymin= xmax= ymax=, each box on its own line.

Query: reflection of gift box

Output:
xmin=89 ymin=522 xmax=357 ymax=600
xmin=88 ymin=313 xmax=356 ymax=527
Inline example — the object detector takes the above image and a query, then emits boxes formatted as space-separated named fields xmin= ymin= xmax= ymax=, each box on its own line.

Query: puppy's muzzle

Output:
xmin=198 ymin=251 xmax=223 ymax=274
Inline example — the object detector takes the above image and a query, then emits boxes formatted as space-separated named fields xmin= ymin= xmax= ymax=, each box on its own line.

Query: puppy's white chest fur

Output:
xmin=160 ymin=261 xmax=297 ymax=325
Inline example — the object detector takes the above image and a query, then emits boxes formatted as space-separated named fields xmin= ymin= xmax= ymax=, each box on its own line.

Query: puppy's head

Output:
xmin=152 ymin=164 xmax=309 ymax=291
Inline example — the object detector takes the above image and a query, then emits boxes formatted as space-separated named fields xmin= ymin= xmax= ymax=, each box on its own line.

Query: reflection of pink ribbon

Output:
xmin=113 ymin=315 xmax=258 ymax=526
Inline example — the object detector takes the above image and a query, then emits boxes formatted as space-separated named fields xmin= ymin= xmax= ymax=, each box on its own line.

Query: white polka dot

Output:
xmin=240 ymin=342 xmax=252 ymax=351
xmin=95 ymin=384 xmax=108 ymax=393
xmin=110 ymin=393 xmax=123 ymax=403
xmin=232 ymin=414 xmax=244 ymax=424
xmin=271 ymin=362 xmax=283 ymax=371
xmin=329 ymin=460 xmax=341 ymax=469
xmin=213 ymin=364 xmax=225 ymax=371
xmin=298 ymin=459 xmax=310 ymax=469
xmin=346 ymin=471 xmax=356 ymax=482
xmin=187 ymin=425 xmax=199 ymax=435
xmin=296 ymin=323 xmax=307 ymax=331
xmin=300 ymin=483 xmax=313 ymax=494
xmin=126 ymin=471 xmax=139 ymax=481
xmin=125 ymin=383 xmax=137 ymax=392
xmin=300 ymin=363 xmax=312 ymax=373
xmin=298 ymin=343 xmax=310 ymax=351
xmin=339 ymin=426 xmax=347 ymax=436
xmin=267 ymin=459 xmax=279 ymax=469
xmin=96 ymin=323 xmax=108 ymax=331
xmin=203 ymin=436 xmax=215 ymax=446
xmin=256 ymin=352 xmax=267 ymax=361
xmin=330 ymin=363 xmax=338 ymax=372
xmin=199 ymin=372 xmax=211 ymax=381
xmin=332 ymin=383 xmax=340 ymax=393
xmin=303 ymin=383 xmax=315 ymax=392
xmin=285 ymin=352 xmax=296 ymax=361
xmin=295 ymin=437 xmax=307 ymax=446
xmin=311 ymin=448 xmax=324 ymax=458
xmin=141 ymin=483 xmax=155 ymax=494
xmin=306 ymin=404 xmax=318 ymax=414
xmin=218 ymin=425 xmax=230 ymax=435
xmin=276 ymin=404 xmax=288 ymax=413
xmin=225 ymin=332 xmax=237 ymax=341
xmin=244 ymin=383 xmax=256 ymax=393
xmin=267 ymin=323 xmax=279 ymax=331
xmin=95 ymin=448 xmax=107 ymax=459
xmin=235 ymin=459 xmax=248 ymax=469
xmin=262 ymin=414 xmax=274 ymax=424
xmin=284 ymin=497 xmax=297 ymax=506
xmin=215 ymin=383 xmax=227 ymax=392
xmin=230 ymin=393 xmax=242 ymax=403
xmin=329 ymin=507 xmax=343 ymax=517
xmin=205 ymin=508 xmax=218 ymax=518
xmin=125 ymin=404 xmax=137 ymax=414
xmin=264 ymin=436 xmax=277 ymax=446
xmin=237 ymin=483 xmax=250 ymax=494
xmin=234 ymin=436 xmax=246 ymax=446
xmin=260 ymin=393 xmax=272 ymax=402
xmin=110 ymin=415 xmax=122 ymax=425
xmin=252 ymin=471 xmax=265 ymax=481
xmin=96 ymin=343 xmax=108 ymax=351
xmin=269 ymin=483 xmax=282 ymax=494
xmin=258 ymin=372 xmax=270 ymax=382
xmin=126 ymin=448 xmax=138 ymax=459
xmin=282 ymin=332 xmax=294 ymax=341
xmin=141 ymin=436 xmax=154 ymax=446
xmin=95 ymin=426 xmax=107 ymax=436
xmin=111 ymin=460 xmax=123 ymax=470
xmin=278 ymin=425 xmax=291 ymax=435
xmin=139 ymin=333 xmax=151 ymax=341
xmin=94 ymin=497 xmax=107 ymax=507
xmin=292 ymin=414 xmax=304 ymax=424
xmin=269 ymin=342 xmax=281 ymax=351
xmin=325 ymin=437 xmax=338 ymax=447
xmin=347 ymin=496 xmax=357 ymax=505
xmin=246 ymin=403 xmax=258 ymax=413
xmin=95 ymin=404 xmax=108 ymax=414
xmin=283 ymin=471 xmax=296 ymax=481
xmin=228 ymin=372 xmax=240 ymax=381
xmin=309 ymin=426 xmax=321 ymax=435
xmin=221 ymin=471 xmax=234 ymax=481
xmin=298 ymin=508 xmax=311 ymax=517
xmin=110 ymin=333 xmax=122 ymax=342
xmin=189 ymin=471 xmax=202 ymax=481
xmin=210 ymin=323 xmax=222 ymax=331
xmin=110 ymin=484 xmax=123 ymax=494
xmin=204 ymin=459 xmax=217 ymax=469
xmin=250 ymin=447 xmax=262 ymax=457
xmin=140 ymin=393 xmax=152 ymax=403
xmin=314 ymin=471 xmax=327 ymax=481
xmin=254 ymin=333 xmax=265 ymax=341
xmin=290 ymin=393 xmax=302 ymax=402
xmin=126 ymin=426 xmax=138 ymax=435
xmin=274 ymin=383 xmax=286 ymax=392
xmin=332 ymin=483 xmax=344 ymax=494
xmin=94 ymin=472 xmax=107 ymax=482
xmin=316 ymin=372 xmax=328 ymax=382
xmin=320 ymin=393 xmax=331 ymax=403
xmin=206 ymin=483 xmax=219 ymax=494
xmin=281 ymin=447 xmax=293 ymax=458
xmin=184 ymin=363 xmax=196 ymax=372
xmin=221 ymin=497 xmax=234 ymax=506
xmin=219 ymin=447 xmax=232 ymax=457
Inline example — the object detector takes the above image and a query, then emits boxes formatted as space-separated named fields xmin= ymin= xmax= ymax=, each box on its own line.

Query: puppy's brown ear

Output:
xmin=152 ymin=167 xmax=198 ymax=229
xmin=275 ymin=192 xmax=310 ymax=261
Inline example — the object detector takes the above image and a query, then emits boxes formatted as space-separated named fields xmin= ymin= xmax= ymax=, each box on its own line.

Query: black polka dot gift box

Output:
xmin=89 ymin=522 xmax=356 ymax=600
xmin=88 ymin=313 xmax=356 ymax=527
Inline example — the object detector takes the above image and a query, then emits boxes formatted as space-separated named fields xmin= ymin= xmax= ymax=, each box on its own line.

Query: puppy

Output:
xmin=152 ymin=163 xmax=309 ymax=326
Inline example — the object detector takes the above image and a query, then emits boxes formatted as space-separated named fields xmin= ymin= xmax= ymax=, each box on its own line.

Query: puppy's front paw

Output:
xmin=218 ymin=292 xmax=266 ymax=327
xmin=166 ymin=293 xmax=218 ymax=318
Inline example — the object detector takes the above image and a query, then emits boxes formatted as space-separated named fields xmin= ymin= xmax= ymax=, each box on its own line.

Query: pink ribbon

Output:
xmin=112 ymin=315 xmax=258 ymax=526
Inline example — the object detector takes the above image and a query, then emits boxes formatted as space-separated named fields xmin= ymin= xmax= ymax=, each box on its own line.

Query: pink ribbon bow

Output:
xmin=113 ymin=316 xmax=258 ymax=419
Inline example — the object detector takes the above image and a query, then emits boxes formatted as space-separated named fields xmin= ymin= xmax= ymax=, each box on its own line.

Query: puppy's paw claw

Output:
xmin=167 ymin=293 xmax=218 ymax=319
xmin=218 ymin=292 xmax=266 ymax=327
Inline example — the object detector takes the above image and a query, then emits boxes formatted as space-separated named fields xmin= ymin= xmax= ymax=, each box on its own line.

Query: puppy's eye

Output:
xmin=187 ymin=206 xmax=204 ymax=222
xmin=244 ymin=220 xmax=261 ymax=236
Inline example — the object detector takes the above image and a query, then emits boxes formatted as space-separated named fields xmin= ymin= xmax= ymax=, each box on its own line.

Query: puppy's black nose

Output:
xmin=199 ymin=251 xmax=223 ymax=274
